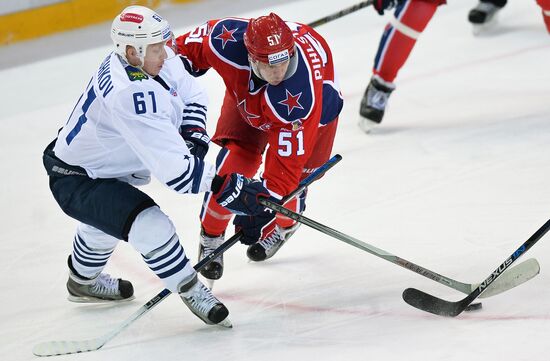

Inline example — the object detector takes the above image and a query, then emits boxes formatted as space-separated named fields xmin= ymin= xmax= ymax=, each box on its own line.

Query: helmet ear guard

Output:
xmin=111 ymin=5 xmax=172 ymax=64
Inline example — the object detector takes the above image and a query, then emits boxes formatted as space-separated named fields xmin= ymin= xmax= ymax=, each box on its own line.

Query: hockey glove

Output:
xmin=180 ymin=125 xmax=210 ymax=159
xmin=373 ymin=0 xmax=402 ymax=15
xmin=234 ymin=210 xmax=277 ymax=245
xmin=212 ymin=173 xmax=272 ymax=215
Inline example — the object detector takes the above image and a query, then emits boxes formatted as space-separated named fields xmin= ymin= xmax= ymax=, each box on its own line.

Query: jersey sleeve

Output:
xmin=177 ymin=65 xmax=209 ymax=129
xmin=111 ymin=85 xmax=215 ymax=194
xmin=175 ymin=20 xmax=218 ymax=76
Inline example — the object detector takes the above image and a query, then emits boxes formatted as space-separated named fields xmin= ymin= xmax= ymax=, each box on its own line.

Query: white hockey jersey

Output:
xmin=54 ymin=47 xmax=215 ymax=194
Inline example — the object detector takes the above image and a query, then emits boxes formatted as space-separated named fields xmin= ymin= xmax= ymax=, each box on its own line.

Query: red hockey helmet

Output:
xmin=244 ymin=13 xmax=295 ymax=65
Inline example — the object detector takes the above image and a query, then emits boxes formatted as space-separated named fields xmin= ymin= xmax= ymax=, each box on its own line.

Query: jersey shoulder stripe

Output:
xmin=264 ymin=46 xmax=315 ymax=123
xmin=208 ymin=18 xmax=250 ymax=70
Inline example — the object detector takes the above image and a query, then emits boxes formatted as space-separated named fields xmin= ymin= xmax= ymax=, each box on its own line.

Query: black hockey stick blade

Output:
xmin=403 ymin=218 xmax=550 ymax=317
xmin=402 ymin=288 xmax=475 ymax=317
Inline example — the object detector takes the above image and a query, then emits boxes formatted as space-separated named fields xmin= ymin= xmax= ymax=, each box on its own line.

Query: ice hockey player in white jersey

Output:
xmin=42 ymin=5 xmax=274 ymax=328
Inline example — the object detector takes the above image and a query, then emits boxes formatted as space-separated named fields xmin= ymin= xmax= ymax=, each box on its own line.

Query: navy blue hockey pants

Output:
xmin=43 ymin=140 xmax=156 ymax=241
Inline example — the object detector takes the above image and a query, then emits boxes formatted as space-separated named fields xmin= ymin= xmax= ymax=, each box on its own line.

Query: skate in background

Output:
xmin=359 ymin=0 xmax=445 ymax=133
xmin=468 ymin=0 xmax=550 ymax=35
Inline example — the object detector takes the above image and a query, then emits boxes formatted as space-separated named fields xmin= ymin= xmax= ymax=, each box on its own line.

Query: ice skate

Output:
xmin=468 ymin=2 xmax=502 ymax=35
xmin=67 ymin=271 xmax=134 ymax=303
xmin=247 ymin=223 xmax=300 ymax=262
xmin=358 ymin=75 xmax=395 ymax=133
xmin=178 ymin=274 xmax=231 ymax=327
xmin=198 ymin=229 xmax=224 ymax=280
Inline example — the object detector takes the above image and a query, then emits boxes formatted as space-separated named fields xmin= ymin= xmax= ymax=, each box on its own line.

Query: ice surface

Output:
xmin=1 ymin=0 xmax=549 ymax=360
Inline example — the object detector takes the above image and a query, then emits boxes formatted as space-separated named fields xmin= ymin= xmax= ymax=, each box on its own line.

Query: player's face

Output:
xmin=255 ymin=60 xmax=290 ymax=86
xmin=142 ymin=42 xmax=168 ymax=76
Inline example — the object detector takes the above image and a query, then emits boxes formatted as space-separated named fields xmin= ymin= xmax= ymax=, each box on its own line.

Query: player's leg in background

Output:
xmin=67 ymin=223 xmax=133 ymax=302
xmin=199 ymin=91 xmax=267 ymax=278
xmin=247 ymin=119 xmax=338 ymax=262
xmin=359 ymin=0 xmax=442 ymax=133
xmin=198 ymin=141 xmax=263 ymax=279
xmin=537 ymin=0 xmax=550 ymax=33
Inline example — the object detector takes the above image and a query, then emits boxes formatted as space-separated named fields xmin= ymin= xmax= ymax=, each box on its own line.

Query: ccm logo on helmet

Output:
xmin=120 ymin=13 xmax=144 ymax=23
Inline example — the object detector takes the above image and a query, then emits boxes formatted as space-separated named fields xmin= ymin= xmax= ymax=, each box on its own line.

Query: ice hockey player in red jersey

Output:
xmin=359 ymin=0 xmax=445 ymax=133
xmin=175 ymin=13 xmax=343 ymax=279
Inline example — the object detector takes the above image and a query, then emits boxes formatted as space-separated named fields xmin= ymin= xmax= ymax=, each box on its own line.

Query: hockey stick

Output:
xmin=307 ymin=0 xmax=374 ymax=28
xmin=32 ymin=154 xmax=342 ymax=357
xmin=259 ymin=199 xmax=540 ymax=299
xmin=32 ymin=235 xmax=242 ymax=357
xmin=402 ymin=218 xmax=550 ymax=317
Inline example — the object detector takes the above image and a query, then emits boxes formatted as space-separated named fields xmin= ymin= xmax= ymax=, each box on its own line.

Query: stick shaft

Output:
xmin=307 ymin=0 xmax=374 ymax=28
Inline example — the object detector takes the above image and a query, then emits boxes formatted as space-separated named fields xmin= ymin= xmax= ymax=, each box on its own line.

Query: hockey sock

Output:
xmin=125 ymin=206 xmax=195 ymax=292
xmin=276 ymin=189 xmax=306 ymax=229
xmin=537 ymin=0 xmax=550 ymax=33
xmin=372 ymin=0 xmax=438 ymax=83
xmin=543 ymin=11 xmax=550 ymax=33
xmin=70 ymin=235 xmax=114 ymax=278
xmin=70 ymin=224 xmax=119 ymax=278
xmin=200 ymin=142 xmax=262 ymax=236
xmin=141 ymin=234 xmax=195 ymax=292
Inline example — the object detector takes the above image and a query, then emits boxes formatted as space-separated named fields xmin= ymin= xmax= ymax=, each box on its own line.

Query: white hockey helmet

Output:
xmin=111 ymin=6 xmax=172 ymax=63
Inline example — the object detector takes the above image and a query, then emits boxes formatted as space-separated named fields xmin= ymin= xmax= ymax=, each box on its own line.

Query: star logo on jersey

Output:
xmin=214 ymin=25 xmax=238 ymax=49
xmin=278 ymin=89 xmax=304 ymax=115
xmin=236 ymin=98 xmax=261 ymax=127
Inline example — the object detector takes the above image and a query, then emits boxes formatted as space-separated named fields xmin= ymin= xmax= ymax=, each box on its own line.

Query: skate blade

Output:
xmin=217 ymin=317 xmax=233 ymax=328
xmin=205 ymin=278 xmax=215 ymax=291
xmin=473 ymin=15 xmax=498 ymax=36
xmin=358 ymin=116 xmax=378 ymax=134
xmin=67 ymin=295 xmax=135 ymax=303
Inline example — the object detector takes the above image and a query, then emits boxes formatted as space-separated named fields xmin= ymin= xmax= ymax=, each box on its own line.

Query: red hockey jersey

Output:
xmin=176 ymin=17 xmax=342 ymax=197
